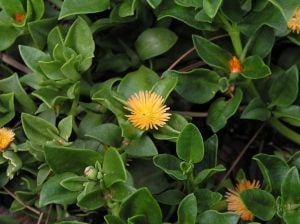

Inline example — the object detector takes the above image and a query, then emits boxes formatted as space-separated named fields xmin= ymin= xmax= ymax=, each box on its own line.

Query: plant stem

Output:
xmin=269 ymin=118 xmax=300 ymax=145
xmin=0 ymin=52 xmax=31 ymax=73
xmin=218 ymin=13 xmax=243 ymax=57
xmin=216 ymin=123 xmax=266 ymax=190
xmin=3 ymin=186 xmax=41 ymax=215
xmin=171 ymin=110 xmax=208 ymax=117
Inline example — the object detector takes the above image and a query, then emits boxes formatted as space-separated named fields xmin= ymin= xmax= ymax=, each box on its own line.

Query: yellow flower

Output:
xmin=125 ymin=91 xmax=171 ymax=130
xmin=0 ymin=128 xmax=15 ymax=151
xmin=288 ymin=8 xmax=300 ymax=33
xmin=229 ymin=56 xmax=243 ymax=74
xmin=225 ymin=179 xmax=260 ymax=221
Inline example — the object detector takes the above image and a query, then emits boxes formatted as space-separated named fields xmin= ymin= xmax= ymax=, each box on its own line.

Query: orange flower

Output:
xmin=0 ymin=128 xmax=15 ymax=151
xmin=125 ymin=91 xmax=171 ymax=130
xmin=225 ymin=180 xmax=260 ymax=221
xmin=288 ymin=8 xmax=300 ymax=33
xmin=229 ymin=56 xmax=242 ymax=73
xmin=15 ymin=13 xmax=25 ymax=23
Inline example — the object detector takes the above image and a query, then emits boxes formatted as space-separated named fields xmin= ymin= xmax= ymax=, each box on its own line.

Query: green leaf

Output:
xmin=28 ymin=18 xmax=57 ymax=50
xmin=283 ymin=209 xmax=300 ymax=224
xmin=241 ymin=56 xmax=271 ymax=79
xmin=39 ymin=172 xmax=79 ymax=207
xmin=268 ymin=0 xmax=299 ymax=21
xmin=241 ymin=97 xmax=271 ymax=121
xmin=203 ymin=0 xmax=223 ymax=18
xmin=151 ymin=76 xmax=177 ymax=100
xmin=2 ymin=151 xmax=22 ymax=179
xmin=250 ymin=27 xmax=275 ymax=58
xmin=253 ymin=153 xmax=289 ymax=194
xmin=194 ymin=165 xmax=226 ymax=185
xmin=156 ymin=189 xmax=185 ymax=205
xmin=37 ymin=165 xmax=51 ymax=186
xmin=77 ymin=189 xmax=105 ymax=210
xmin=0 ymin=74 xmax=36 ymax=113
xmin=192 ymin=35 xmax=231 ymax=71
xmin=240 ymin=189 xmax=276 ymax=221
xmin=198 ymin=210 xmax=239 ymax=224
xmin=119 ymin=0 xmax=138 ymax=17
xmin=124 ymin=135 xmax=158 ymax=157
xmin=164 ymin=69 xmax=220 ymax=104
xmin=117 ymin=66 xmax=160 ymax=99
xmin=153 ymin=114 xmax=188 ymax=141
xmin=239 ymin=4 xmax=287 ymax=36
xmin=21 ymin=113 xmax=59 ymax=145
xmin=60 ymin=175 xmax=87 ymax=192
xmin=289 ymin=152 xmax=300 ymax=171
xmin=0 ymin=26 xmax=22 ymax=51
xmin=64 ymin=17 xmax=95 ymax=71
xmin=157 ymin=4 xmax=214 ymax=30
xmin=177 ymin=193 xmax=197 ymax=224
xmin=273 ymin=105 xmax=300 ymax=127
xmin=281 ymin=167 xmax=300 ymax=204
xmin=58 ymin=115 xmax=73 ymax=141
xmin=44 ymin=143 xmax=102 ymax=174
xmin=119 ymin=188 xmax=162 ymax=224
xmin=202 ymin=134 xmax=218 ymax=168
xmin=0 ymin=0 xmax=24 ymax=17
xmin=85 ymin=123 xmax=122 ymax=147
xmin=207 ymin=88 xmax=243 ymax=132
xmin=19 ymin=45 xmax=51 ymax=73
xmin=30 ymin=0 xmax=45 ymax=20
xmin=0 ymin=93 xmax=15 ymax=127
xmin=153 ymin=154 xmax=187 ymax=180
xmin=176 ymin=123 xmax=204 ymax=163
xmin=59 ymin=0 xmax=110 ymax=19
xmin=146 ymin=0 xmax=162 ymax=8
xmin=269 ymin=65 xmax=299 ymax=107
xmin=135 ymin=28 xmax=178 ymax=60
xmin=105 ymin=215 xmax=125 ymax=224
xmin=103 ymin=147 xmax=127 ymax=187
xmin=195 ymin=189 xmax=222 ymax=213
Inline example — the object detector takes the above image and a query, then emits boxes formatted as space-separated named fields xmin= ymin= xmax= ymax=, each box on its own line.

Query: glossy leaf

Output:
xmin=85 ymin=123 xmax=122 ymax=147
xmin=44 ymin=143 xmax=102 ymax=174
xmin=119 ymin=188 xmax=162 ymax=224
xmin=39 ymin=173 xmax=79 ymax=207
xmin=177 ymin=193 xmax=197 ymax=224
xmin=176 ymin=123 xmax=204 ymax=163
xmin=198 ymin=210 xmax=239 ymax=224
xmin=241 ymin=97 xmax=271 ymax=121
xmin=153 ymin=154 xmax=187 ymax=180
xmin=103 ymin=147 xmax=127 ymax=187
xmin=240 ymin=189 xmax=276 ymax=221
xmin=164 ymin=69 xmax=220 ymax=104
xmin=241 ymin=56 xmax=271 ymax=79
xmin=59 ymin=0 xmax=110 ymax=19
xmin=22 ymin=113 xmax=59 ymax=145
xmin=0 ymin=74 xmax=36 ymax=113
xmin=193 ymin=35 xmax=231 ymax=71
xmin=124 ymin=135 xmax=158 ymax=157
xmin=77 ymin=189 xmax=105 ymax=210
xmin=253 ymin=153 xmax=289 ymax=194
xmin=117 ymin=66 xmax=160 ymax=99
xmin=207 ymin=88 xmax=243 ymax=132
xmin=269 ymin=65 xmax=299 ymax=107
xmin=0 ymin=93 xmax=15 ymax=127
xmin=281 ymin=167 xmax=300 ymax=204
xmin=135 ymin=28 xmax=178 ymax=60
xmin=203 ymin=0 xmax=223 ymax=18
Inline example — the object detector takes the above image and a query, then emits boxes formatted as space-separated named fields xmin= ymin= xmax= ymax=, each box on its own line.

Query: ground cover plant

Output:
xmin=0 ymin=0 xmax=300 ymax=223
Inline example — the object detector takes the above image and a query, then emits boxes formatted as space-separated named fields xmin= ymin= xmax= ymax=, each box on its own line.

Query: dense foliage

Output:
xmin=0 ymin=0 xmax=300 ymax=223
